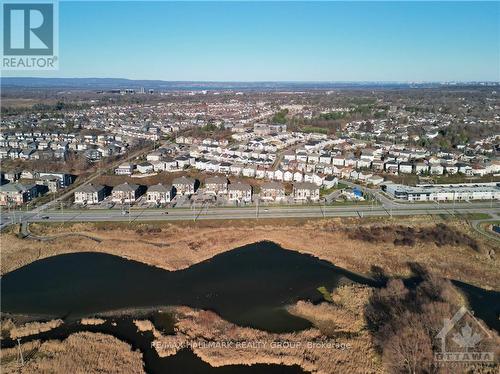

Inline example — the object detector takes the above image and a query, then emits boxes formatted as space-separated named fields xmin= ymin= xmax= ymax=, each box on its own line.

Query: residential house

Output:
xmin=205 ymin=176 xmax=228 ymax=195
xmin=74 ymin=183 xmax=106 ymax=205
xmin=228 ymin=181 xmax=252 ymax=203
xmin=415 ymin=162 xmax=429 ymax=175
xmin=357 ymin=159 xmax=372 ymax=169
xmin=371 ymin=160 xmax=385 ymax=172
xmin=445 ymin=165 xmax=458 ymax=174
xmin=293 ymin=172 xmax=303 ymax=182
xmin=293 ymin=182 xmax=320 ymax=202
xmin=367 ymin=175 xmax=384 ymax=186
xmin=319 ymin=154 xmax=331 ymax=164
xmin=260 ymin=181 xmax=286 ymax=202
xmin=385 ymin=161 xmax=399 ymax=174
xmin=323 ymin=176 xmax=338 ymax=189
xmin=111 ymin=182 xmax=141 ymax=203
xmin=0 ymin=183 xmax=38 ymax=206
xmin=115 ymin=163 xmax=135 ymax=176
xmin=430 ymin=164 xmax=444 ymax=175
xmin=172 ymin=176 xmax=197 ymax=195
xmin=274 ymin=169 xmax=284 ymax=181
xmin=283 ymin=170 xmax=294 ymax=182
xmin=146 ymin=183 xmax=173 ymax=204
xmin=399 ymin=162 xmax=414 ymax=174
xmin=332 ymin=155 xmax=345 ymax=166
xmin=137 ymin=162 xmax=154 ymax=174
xmin=242 ymin=166 xmax=256 ymax=178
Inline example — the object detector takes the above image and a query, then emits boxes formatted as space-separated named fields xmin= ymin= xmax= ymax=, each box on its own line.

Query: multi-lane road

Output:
xmin=2 ymin=200 xmax=499 ymax=227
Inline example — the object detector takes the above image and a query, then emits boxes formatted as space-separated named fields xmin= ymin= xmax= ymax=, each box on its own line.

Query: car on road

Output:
xmin=41 ymin=216 xmax=50 ymax=220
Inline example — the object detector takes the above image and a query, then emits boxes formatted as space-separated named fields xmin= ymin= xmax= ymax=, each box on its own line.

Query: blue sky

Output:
xmin=4 ymin=1 xmax=500 ymax=81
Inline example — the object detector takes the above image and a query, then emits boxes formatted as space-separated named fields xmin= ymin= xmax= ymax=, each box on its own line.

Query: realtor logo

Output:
xmin=1 ymin=0 xmax=58 ymax=70
xmin=435 ymin=306 xmax=495 ymax=365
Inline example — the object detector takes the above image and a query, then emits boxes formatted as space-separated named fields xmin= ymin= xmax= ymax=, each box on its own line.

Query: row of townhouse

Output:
xmin=0 ymin=131 xmax=127 ymax=161
xmin=282 ymin=149 xmax=500 ymax=177
xmin=203 ymin=177 xmax=320 ymax=203
xmin=0 ymin=147 xmax=67 ymax=160
xmin=77 ymin=176 xmax=321 ymax=206
xmin=114 ymin=155 xmax=195 ymax=176
xmin=0 ymin=171 xmax=74 ymax=206
xmin=0 ymin=182 xmax=39 ymax=206
xmin=379 ymin=160 xmax=500 ymax=176
xmin=75 ymin=182 xmax=176 ymax=205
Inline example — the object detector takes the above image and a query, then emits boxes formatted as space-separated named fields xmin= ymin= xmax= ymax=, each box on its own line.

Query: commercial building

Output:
xmin=384 ymin=183 xmax=500 ymax=202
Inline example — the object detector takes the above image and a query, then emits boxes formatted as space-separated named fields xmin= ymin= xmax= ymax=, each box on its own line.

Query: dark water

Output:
xmin=1 ymin=241 xmax=375 ymax=332
xmin=0 ymin=314 xmax=305 ymax=374
xmin=1 ymin=241 xmax=499 ymax=373
xmin=451 ymin=280 xmax=500 ymax=332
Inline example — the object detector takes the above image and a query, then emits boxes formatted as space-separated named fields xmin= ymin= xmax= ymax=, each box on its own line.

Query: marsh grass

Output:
xmin=1 ymin=332 xmax=144 ymax=374
xmin=316 ymin=286 xmax=333 ymax=302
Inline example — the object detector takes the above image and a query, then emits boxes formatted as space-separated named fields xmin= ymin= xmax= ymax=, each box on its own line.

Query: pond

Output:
xmin=2 ymin=241 xmax=498 ymax=373
xmin=1 ymin=241 xmax=375 ymax=332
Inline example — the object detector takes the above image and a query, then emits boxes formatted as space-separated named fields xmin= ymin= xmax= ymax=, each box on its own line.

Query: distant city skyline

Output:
xmin=3 ymin=1 xmax=499 ymax=82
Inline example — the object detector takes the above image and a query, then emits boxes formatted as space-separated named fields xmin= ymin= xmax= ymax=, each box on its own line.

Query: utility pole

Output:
xmin=256 ymin=197 xmax=259 ymax=220
xmin=17 ymin=338 xmax=24 ymax=366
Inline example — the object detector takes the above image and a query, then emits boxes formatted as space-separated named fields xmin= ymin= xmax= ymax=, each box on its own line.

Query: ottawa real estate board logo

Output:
xmin=1 ymin=0 xmax=58 ymax=70
xmin=434 ymin=306 xmax=495 ymax=368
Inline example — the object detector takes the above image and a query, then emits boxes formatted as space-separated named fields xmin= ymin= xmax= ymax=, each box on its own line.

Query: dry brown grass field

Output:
xmin=1 ymin=217 xmax=498 ymax=289
xmin=1 ymin=217 xmax=499 ymax=373
xmin=0 ymin=332 xmax=144 ymax=374
xmin=137 ymin=287 xmax=381 ymax=374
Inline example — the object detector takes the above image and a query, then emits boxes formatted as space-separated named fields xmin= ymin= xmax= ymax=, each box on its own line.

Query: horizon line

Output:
xmin=2 ymin=77 xmax=500 ymax=84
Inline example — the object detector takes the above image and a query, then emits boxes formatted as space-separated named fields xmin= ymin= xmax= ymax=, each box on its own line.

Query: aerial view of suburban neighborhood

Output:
xmin=0 ymin=1 xmax=499 ymax=374
xmin=1 ymin=83 xmax=499 ymax=216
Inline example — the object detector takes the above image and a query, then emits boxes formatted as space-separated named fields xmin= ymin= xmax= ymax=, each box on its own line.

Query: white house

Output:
xmin=293 ymin=172 xmax=303 ymax=182
xmin=323 ymin=176 xmax=338 ymax=189
xmin=115 ymin=163 xmax=134 ymax=175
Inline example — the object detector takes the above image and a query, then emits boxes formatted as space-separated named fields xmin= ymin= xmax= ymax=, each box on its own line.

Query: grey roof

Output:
xmin=261 ymin=181 xmax=284 ymax=191
xmin=172 ymin=176 xmax=195 ymax=185
xmin=75 ymin=183 xmax=105 ymax=194
xmin=0 ymin=182 xmax=30 ymax=193
xmin=228 ymin=181 xmax=252 ymax=191
xmin=205 ymin=176 xmax=228 ymax=185
xmin=113 ymin=182 xmax=139 ymax=192
xmin=293 ymin=182 xmax=318 ymax=191
xmin=38 ymin=174 xmax=60 ymax=181
xmin=147 ymin=183 xmax=172 ymax=193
